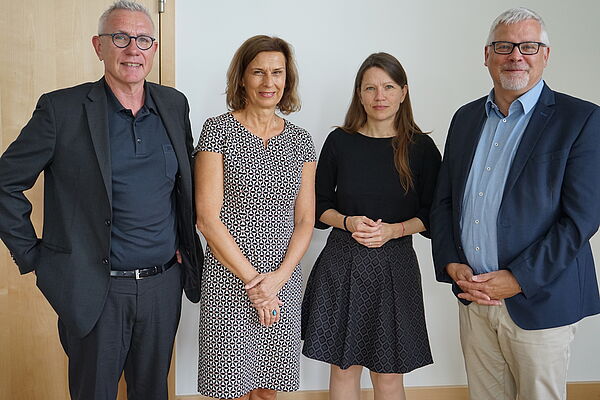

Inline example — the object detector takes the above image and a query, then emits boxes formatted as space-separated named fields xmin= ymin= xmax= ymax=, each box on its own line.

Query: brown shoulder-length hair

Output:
xmin=226 ymin=35 xmax=300 ymax=114
xmin=341 ymin=52 xmax=428 ymax=192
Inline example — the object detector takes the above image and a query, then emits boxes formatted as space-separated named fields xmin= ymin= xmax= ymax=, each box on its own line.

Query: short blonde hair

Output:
xmin=226 ymin=35 xmax=300 ymax=114
xmin=98 ymin=1 xmax=155 ymax=35
xmin=487 ymin=7 xmax=549 ymax=45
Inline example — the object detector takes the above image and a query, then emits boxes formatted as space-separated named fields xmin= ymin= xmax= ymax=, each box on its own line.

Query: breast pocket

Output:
xmin=531 ymin=148 xmax=569 ymax=163
xmin=163 ymin=144 xmax=179 ymax=182
xmin=528 ymin=148 xmax=570 ymax=203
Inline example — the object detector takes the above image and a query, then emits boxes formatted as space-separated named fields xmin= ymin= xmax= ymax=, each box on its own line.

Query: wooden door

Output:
xmin=0 ymin=0 xmax=176 ymax=398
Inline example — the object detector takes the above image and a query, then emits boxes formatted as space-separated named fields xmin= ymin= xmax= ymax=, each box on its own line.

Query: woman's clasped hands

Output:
xmin=245 ymin=270 xmax=288 ymax=327
xmin=347 ymin=216 xmax=399 ymax=248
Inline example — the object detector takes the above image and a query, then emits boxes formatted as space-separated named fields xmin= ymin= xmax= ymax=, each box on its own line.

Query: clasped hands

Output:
xmin=244 ymin=270 xmax=287 ymax=327
xmin=446 ymin=262 xmax=522 ymax=305
xmin=347 ymin=216 xmax=397 ymax=248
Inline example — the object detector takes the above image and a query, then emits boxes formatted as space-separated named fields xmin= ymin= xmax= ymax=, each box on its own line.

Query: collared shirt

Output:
xmin=105 ymin=81 xmax=178 ymax=270
xmin=461 ymin=79 xmax=544 ymax=274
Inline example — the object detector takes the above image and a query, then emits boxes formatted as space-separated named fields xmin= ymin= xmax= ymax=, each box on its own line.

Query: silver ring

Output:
xmin=272 ymin=309 xmax=277 ymax=316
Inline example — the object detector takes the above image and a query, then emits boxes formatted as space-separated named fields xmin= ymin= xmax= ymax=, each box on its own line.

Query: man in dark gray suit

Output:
xmin=0 ymin=1 xmax=202 ymax=399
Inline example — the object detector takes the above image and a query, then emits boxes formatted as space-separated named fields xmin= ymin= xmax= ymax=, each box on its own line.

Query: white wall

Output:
xmin=175 ymin=0 xmax=600 ymax=395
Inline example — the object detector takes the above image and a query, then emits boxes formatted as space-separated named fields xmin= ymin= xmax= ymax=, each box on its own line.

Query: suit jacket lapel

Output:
xmin=85 ymin=78 xmax=112 ymax=205
xmin=457 ymin=100 xmax=487 ymax=213
xmin=502 ymin=85 xmax=555 ymax=199
xmin=149 ymin=84 xmax=192 ymax=182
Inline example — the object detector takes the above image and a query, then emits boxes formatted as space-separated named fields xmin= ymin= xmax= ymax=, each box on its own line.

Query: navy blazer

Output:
xmin=430 ymin=83 xmax=600 ymax=330
xmin=0 ymin=78 xmax=204 ymax=337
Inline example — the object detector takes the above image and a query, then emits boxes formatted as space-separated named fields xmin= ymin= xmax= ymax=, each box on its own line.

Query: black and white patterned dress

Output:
xmin=195 ymin=112 xmax=316 ymax=398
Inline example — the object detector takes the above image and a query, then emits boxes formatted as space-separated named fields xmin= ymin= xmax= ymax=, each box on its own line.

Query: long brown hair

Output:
xmin=226 ymin=35 xmax=300 ymax=114
xmin=341 ymin=52 xmax=427 ymax=192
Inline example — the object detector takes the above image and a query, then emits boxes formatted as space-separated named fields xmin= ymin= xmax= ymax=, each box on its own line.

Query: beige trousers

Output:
xmin=458 ymin=301 xmax=577 ymax=400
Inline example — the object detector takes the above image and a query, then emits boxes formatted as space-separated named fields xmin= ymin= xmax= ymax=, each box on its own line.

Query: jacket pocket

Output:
xmin=41 ymin=241 xmax=72 ymax=254
xmin=531 ymin=148 xmax=569 ymax=163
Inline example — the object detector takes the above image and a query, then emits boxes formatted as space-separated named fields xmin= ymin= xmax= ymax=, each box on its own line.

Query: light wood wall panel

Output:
xmin=160 ymin=0 xmax=176 ymax=88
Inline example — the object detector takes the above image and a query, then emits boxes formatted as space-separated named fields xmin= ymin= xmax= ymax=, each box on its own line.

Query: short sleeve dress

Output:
xmin=301 ymin=128 xmax=441 ymax=373
xmin=195 ymin=112 xmax=316 ymax=398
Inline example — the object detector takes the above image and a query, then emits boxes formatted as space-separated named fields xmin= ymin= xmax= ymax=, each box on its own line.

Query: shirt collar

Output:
xmin=103 ymin=80 xmax=157 ymax=115
xmin=485 ymin=79 xmax=545 ymax=117
xmin=144 ymin=83 xmax=158 ymax=114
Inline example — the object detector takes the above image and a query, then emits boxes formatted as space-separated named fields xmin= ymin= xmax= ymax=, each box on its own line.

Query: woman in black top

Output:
xmin=301 ymin=53 xmax=441 ymax=400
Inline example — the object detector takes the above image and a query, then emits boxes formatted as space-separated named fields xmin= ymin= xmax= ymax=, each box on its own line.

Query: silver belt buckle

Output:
xmin=135 ymin=269 xmax=142 ymax=280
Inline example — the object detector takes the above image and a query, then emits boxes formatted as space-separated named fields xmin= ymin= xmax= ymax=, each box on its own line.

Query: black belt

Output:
xmin=109 ymin=255 xmax=177 ymax=279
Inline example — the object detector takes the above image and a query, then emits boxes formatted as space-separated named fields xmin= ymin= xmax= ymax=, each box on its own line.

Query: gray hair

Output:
xmin=486 ymin=7 xmax=550 ymax=46
xmin=98 ymin=1 xmax=155 ymax=35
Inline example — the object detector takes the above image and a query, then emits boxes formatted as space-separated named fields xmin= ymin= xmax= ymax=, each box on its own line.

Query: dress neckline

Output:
xmin=229 ymin=112 xmax=287 ymax=149
xmin=355 ymin=131 xmax=394 ymax=140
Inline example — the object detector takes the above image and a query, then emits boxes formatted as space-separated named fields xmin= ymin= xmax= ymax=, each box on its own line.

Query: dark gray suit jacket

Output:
xmin=0 ymin=78 xmax=203 ymax=337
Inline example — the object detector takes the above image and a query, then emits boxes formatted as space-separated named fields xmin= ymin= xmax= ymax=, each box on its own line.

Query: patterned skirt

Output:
xmin=301 ymin=229 xmax=433 ymax=373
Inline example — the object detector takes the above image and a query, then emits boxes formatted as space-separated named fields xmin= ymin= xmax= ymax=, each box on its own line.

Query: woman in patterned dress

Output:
xmin=194 ymin=35 xmax=316 ymax=400
xmin=301 ymin=53 xmax=441 ymax=400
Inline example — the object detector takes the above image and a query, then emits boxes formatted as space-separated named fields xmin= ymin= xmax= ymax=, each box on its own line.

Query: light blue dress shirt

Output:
xmin=461 ymin=79 xmax=544 ymax=274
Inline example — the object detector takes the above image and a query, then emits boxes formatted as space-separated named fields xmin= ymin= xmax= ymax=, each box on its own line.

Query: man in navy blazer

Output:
xmin=0 ymin=2 xmax=202 ymax=399
xmin=431 ymin=7 xmax=600 ymax=400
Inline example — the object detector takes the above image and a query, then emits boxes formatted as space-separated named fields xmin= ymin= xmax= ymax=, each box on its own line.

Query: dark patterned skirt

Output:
xmin=301 ymin=228 xmax=433 ymax=373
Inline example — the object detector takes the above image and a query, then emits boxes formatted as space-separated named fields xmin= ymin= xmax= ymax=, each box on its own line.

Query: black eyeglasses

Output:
xmin=99 ymin=32 xmax=156 ymax=50
xmin=489 ymin=41 xmax=547 ymax=55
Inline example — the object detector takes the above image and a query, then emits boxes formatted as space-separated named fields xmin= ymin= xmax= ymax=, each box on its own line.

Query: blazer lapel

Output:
xmin=456 ymin=100 xmax=487 ymax=212
xmin=149 ymin=84 xmax=192 ymax=182
xmin=502 ymin=85 xmax=555 ymax=199
xmin=85 ymin=78 xmax=112 ymax=205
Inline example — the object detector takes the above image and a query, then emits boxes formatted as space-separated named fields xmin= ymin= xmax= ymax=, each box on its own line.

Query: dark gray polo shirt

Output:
xmin=105 ymin=82 xmax=178 ymax=270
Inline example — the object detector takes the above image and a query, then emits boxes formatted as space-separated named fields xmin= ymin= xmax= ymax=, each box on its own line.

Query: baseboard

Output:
xmin=176 ymin=381 xmax=600 ymax=400
xmin=567 ymin=382 xmax=600 ymax=400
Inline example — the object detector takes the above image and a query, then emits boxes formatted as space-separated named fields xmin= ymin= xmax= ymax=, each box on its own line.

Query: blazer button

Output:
xmin=102 ymin=258 xmax=109 ymax=265
xmin=105 ymin=219 xmax=111 ymax=226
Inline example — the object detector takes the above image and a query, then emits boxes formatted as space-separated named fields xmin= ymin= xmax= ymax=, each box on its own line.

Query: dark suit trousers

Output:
xmin=58 ymin=264 xmax=182 ymax=400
